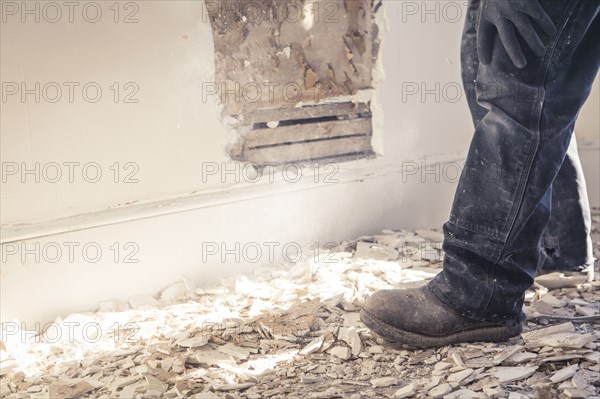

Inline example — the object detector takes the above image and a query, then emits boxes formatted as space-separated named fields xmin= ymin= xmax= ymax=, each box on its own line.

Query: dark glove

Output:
xmin=477 ymin=0 xmax=556 ymax=69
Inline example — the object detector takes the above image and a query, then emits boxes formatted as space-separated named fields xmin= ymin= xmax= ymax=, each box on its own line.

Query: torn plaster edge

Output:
xmin=0 ymin=150 xmax=467 ymax=244
xmin=288 ymin=1 xmax=386 ymax=115
xmin=194 ymin=14 xmax=243 ymax=162
xmin=368 ymin=0 xmax=389 ymax=157
xmin=208 ymin=82 xmax=244 ymax=160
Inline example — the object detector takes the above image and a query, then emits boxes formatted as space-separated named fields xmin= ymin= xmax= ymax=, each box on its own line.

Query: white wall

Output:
xmin=1 ymin=1 xmax=598 ymax=325
xmin=1 ymin=2 xmax=230 ymax=225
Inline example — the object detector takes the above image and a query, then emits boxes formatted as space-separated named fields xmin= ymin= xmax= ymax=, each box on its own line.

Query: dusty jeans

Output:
xmin=429 ymin=0 xmax=600 ymax=324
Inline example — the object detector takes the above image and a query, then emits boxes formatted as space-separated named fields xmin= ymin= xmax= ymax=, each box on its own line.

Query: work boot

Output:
xmin=360 ymin=285 xmax=522 ymax=348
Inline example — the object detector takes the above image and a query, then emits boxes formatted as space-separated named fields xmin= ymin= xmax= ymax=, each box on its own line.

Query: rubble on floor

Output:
xmin=1 ymin=210 xmax=599 ymax=399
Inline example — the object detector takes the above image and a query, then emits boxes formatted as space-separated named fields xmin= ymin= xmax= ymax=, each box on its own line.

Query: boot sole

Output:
xmin=360 ymin=309 xmax=522 ymax=348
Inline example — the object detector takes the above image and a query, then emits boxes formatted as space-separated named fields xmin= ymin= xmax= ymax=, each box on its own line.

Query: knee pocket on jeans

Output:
xmin=448 ymin=216 xmax=508 ymax=243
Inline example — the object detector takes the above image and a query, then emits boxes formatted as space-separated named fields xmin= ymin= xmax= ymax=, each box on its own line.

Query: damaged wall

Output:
xmin=1 ymin=1 xmax=598 ymax=324
xmin=206 ymin=0 xmax=376 ymax=115
xmin=205 ymin=0 xmax=380 ymax=163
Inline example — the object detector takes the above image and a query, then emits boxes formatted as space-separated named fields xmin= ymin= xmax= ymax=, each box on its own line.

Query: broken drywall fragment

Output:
xmin=0 ymin=383 xmax=11 ymax=397
xmin=568 ymin=297 xmax=590 ymax=306
xmin=521 ymin=322 xmax=574 ymax=341
xmin=213 ymin=383 xmax=256 ymax=391
xmin=189 ymin=392 xmax=222 ymax=399
xmin=342 ymin=312 xmax=363 ymax=328
xmin=538 ymin=294 xmax=565 ymax=308
xmin=337 ymin=327 xmax=363 ymax=355
xmin=110 ymin=375 xmax=142 ymax=391
xmin=583 ymin=351 xmax=599 ymax=363
xmin=450 ymin=351 xmax=465 ymax=367
xmin=176 ymin=336 xmax=209 ymax=348
xmin=217 ymin=343 xmax=251 ymax=360
xmin=299 ymin=336 xmax=325 ymax=356
xmin=533 ymin=300 xmax=557 ymax=315
xmin=574 ymin=305 xmax=597 ymax=317
xmin=447 ymin=368 xmax=474 ymax=385
xmin=422 ymin=376 xmax=442 ymax=391
xmin=118 ymin=383 xmax=139 ymax=399
xmin=550 ymin=364 xmax=579 ymax=384
xmin=564 ymin=389 xmax=594 ymax=398
xmin=301 ymin=375 xmax=323 ymax=384
xmin=529 ymin=333 xmax=594 ymax=349
xmin=434 ymin=361 xmax=452 ymax=371
xmin=503 ymin=351 xmax=538 ymax=366
xmin=370 ymin=377 xmax=399 ymax=388
xmin=194 ymin=349 xmax=234 ymax=366
xmin=469 ymin=375 xmax=499 ymax=392
xmin=330 ymin=346 xmax=352 ymax=360
xmin=535 ymin=273 xmax=588 ymax=289
xmin=493 ymin=366 xmax=538 ymax=383
xmin=428 ymin=383 xmax=452 ymax=398
xmin=393 ymin=382 xmax=416 ymax=398
xmin=444 ymin=388 xmax=484 ymax=399
xmin=49 ymin=380 xmax=95 ymax=399
xmin=145 ymin=375 xmax=168 ymax=398
xmin=160 ymin=281 xmax=190 ymax=302
xmin=571 ymin=370 xmax=591 ymax=390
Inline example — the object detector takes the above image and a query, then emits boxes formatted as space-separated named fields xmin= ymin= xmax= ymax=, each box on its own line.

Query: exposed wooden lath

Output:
xmin=232 ymin=102 xmax=374 ymax=164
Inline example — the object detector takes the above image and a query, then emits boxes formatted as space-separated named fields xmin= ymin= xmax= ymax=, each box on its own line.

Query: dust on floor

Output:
xmin=1 ymin=211 xmax=599 ymax=399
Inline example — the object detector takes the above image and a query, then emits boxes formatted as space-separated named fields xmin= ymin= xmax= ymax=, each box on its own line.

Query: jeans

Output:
xmin=429 ymin=0 xmax=600 ymax=324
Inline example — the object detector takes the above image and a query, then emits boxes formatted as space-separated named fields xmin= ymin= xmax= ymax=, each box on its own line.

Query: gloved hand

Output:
xmin=477 ymin=0 xmax=557 ymax=69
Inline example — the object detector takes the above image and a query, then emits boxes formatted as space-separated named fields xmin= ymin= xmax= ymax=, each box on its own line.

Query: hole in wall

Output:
xmin=205 ymin=0 xmax=382 ymax=164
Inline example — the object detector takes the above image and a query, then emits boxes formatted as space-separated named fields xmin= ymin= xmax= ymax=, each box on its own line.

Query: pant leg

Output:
xmin=430 ymin=0 xmax=600 ymax=323
xmin=461 ymin=0 xmax=488 ymax=127
xmin=460 ymin=0 xmax=595 ymax=274
xmin=540 ymin=135 xmax=595 ymax=272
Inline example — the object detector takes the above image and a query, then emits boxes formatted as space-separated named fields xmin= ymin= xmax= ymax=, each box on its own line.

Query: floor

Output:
xmin=1 ymin=210 xmax=598 ymax=399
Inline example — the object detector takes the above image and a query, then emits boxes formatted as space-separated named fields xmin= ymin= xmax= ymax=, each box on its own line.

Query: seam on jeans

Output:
xmin=446 ymin=220 xmax=504 ymax=245
xmin=447 ymin=218 xmax=504 ymax=241
xmin=476 ymin=0 xmax=580 ymax=320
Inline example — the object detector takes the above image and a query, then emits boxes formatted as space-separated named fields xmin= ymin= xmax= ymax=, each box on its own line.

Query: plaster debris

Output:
xmin=299 ymin=336 xmax=325 ymax=356
xmin=329 ymin=346 xmax=351 ymax=360
xmin=445 ymin=388 xmax=484 ymax=399
xmin=160 ymin=281 xmax=190 ymax=302
xmin=493 ymin=366 xmax=538 ymax=383
xmin=428 ymin=382 xmax=453 ymax=398
xmin=337 ymin=327 xmax=363 ymax=356
xmin=393 ymin=381 xmax=416 ymax=398
xmin=447 ymin=368 xmax=474 ymax=385
xmin=504 ymin=351 xmax=538 ymax=365
xmin=536 ymin=273 xmax=590 ymax=289
xmin=550 ymin=364 xmax=579 ymax=383
xmin=1 ymin=211 xmax=599 ymax=399
xmin=370 ymin=377 xmax=398 ymax=388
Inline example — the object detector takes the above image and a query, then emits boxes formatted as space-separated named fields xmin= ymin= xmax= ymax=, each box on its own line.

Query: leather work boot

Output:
xmin=360 ymin=285 xmax=522 ymax=348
